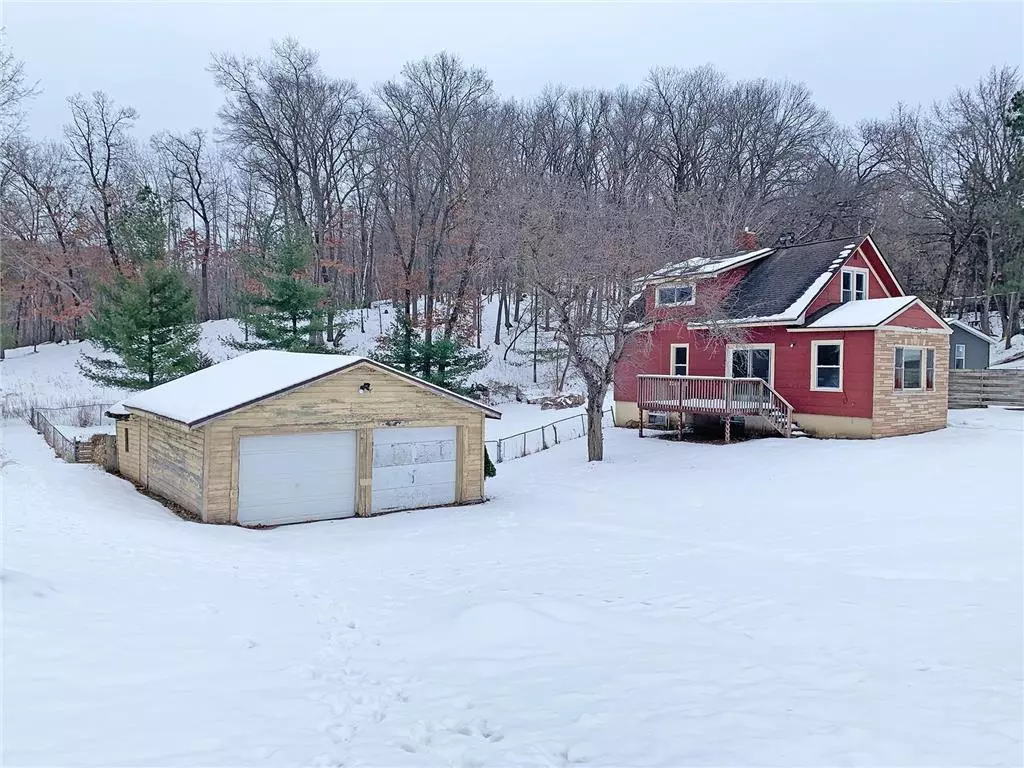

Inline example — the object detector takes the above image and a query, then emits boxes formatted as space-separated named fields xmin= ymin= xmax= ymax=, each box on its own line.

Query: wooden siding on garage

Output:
xmin=118 ymin=413 xmax=204 ymax=516
xmin=144 ymin=416 xmax=205 ymax=514
xmin=117 ymin=417 xmax=143 ymax=484
xmin=200 ymin=362 xmax=487 ymax=524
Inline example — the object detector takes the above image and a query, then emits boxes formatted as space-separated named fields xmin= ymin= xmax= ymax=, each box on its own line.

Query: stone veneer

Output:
xmin=871 ymin=328 xmax=949 ymax=438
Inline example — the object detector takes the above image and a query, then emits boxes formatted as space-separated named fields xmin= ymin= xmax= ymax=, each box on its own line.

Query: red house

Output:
xmin=614 ymin=235 xmax=951 ymax=439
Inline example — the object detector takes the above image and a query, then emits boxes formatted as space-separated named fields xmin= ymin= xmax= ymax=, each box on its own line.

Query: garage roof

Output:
xmin=120 ymin=350 xmax=502 ymax=426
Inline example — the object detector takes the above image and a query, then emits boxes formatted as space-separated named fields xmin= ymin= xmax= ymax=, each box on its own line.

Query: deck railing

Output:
xmin=636 ymin=375 xmax=794 ymax=439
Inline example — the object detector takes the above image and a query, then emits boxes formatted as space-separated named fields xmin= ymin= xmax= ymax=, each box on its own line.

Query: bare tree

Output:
xmin=153 ymin=129 xmax=219 ymax=320
xmin=64 ymin=91 xmax=138 ymax=270
xmin=507 ymin=180 xmax=671 ymax=461
xmin=0 ymin=37 xmax=37 ymax=142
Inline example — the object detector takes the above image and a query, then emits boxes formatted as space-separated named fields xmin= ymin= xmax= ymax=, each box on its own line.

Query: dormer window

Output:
xmin=841 ymin=268 xmax=868 ymax=302
xmin=655 ymin=284 xmax=695 ymax=307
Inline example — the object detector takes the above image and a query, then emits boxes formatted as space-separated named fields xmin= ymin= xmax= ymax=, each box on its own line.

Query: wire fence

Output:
xmin=485 ymin=408 xmax=614 ymax=463
xmin=29 ymin=403 xmax=115 ymax=463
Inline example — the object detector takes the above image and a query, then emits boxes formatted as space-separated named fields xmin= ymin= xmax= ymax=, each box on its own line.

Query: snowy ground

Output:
xmin=3 ymin=409 xmax=1022 ymax=767
xmin=1 ymin=301 xmax=574 ymax=421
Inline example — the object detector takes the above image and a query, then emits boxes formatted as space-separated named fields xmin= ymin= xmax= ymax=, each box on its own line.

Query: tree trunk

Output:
xmin=981 ymin=232 xmax=995 ymax=335
xmin=585 ymin=387 xmax=606 ymax=462
xmin=475 ymin=292 xmax=482 ymax=348
xmin=532 ymin=289 xmax=539 ymax=384
xmin=403 ymin=287 xmax=414 ymax=372
xmin=1005 ymin=292 xmax=1021 ymax=349
xmin=493 ymin=286 xmax=505 ymax=345
xmin=199 ymin=251 xmax=210 ymax=322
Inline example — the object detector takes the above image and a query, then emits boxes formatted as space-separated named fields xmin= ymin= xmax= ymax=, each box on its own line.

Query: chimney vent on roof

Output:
xmin=737 ymin=227 xmax=757 ymax=250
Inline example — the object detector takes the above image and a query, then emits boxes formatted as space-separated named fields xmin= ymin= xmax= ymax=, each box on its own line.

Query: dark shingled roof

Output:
xmin=722 ymin=235 xmax=867 ymax=321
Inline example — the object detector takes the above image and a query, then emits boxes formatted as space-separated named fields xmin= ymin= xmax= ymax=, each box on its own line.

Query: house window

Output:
xmin=728 ymin=345 xmax=773 ymax=385
xmin=123 ymin=427 xmax=129 ymax=453
xmin=655 ymin=284 xmax=695 ymax=306
xmin=954 ymin=343 xmax=966 ymax=370
xmin=811 ymin=341 xmax=843 ymax=391
xmin=670 ymin=345 xmax=688 ymax=376
xmin=841 ymin=268 xmax=868 ymax=302
xmin=894 ymin=346 xmax=935 ymax=391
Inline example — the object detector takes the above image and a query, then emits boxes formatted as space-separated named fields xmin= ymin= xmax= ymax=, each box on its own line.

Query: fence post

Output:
xmin=553 ymin=423 xmax=559 ymax=444
xmin=497 ymin=440 xmax=503 ymax=463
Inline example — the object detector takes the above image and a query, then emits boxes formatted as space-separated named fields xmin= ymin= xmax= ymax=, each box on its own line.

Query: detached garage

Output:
xmin=109 ymin=350 xmax=500 ymax=525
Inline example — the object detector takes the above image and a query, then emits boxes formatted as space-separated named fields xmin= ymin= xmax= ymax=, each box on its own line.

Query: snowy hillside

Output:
xmin=1 ymin=299 xmax=577 ymax=420
xmin=3 ymin=408 xmax=1022 ymax=766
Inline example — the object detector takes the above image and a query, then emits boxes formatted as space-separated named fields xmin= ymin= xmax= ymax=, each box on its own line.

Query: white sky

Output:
xmin=7 ymin=0 xmax=1024 ymax=141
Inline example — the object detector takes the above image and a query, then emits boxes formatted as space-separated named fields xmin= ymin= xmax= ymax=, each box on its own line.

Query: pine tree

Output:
xmin=115 ymin=186 xmax=167 ymax=265
xmin=373 ymin=309 xmax=419 ymax=373
xmin=229 ymin=228 xmax=336 ymax=353
xmin=79 ymin=262 xmax=210 ymax=390
xmin=373 ymin=310 xmax=489 ymax=394
xmin=425 ymin=336 xmax=490 ymax=394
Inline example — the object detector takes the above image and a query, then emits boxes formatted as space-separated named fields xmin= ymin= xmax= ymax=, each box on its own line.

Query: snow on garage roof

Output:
xmin=121 ymin=350 xmax=501 ymax=426
xmin=804 ymin=296 xmax=919 ymax=329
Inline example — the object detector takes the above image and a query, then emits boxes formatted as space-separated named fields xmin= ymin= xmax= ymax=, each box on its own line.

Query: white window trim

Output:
xmin=810 ymin=339 xmax=844 ymax=392
xmin=654 ymin=282 xmax=696 ymax=307
xmin=954 ymin=343 xmax=966 ymax=370
xmin=893 ymin=345 xmax=936 ymax=393
xmin=840 ymin=267 xmax=870 ymax=302
xmin=669 ymin=343 xmax=690 ymax=376
xmin=725 ymin=343 xmax=775 ymax=387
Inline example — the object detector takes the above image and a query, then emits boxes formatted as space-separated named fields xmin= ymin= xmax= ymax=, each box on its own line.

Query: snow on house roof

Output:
xmin=805 ymin=296 xmax=918 ymax=329
xmin=946 ymin=319 xmax=997 ymax=345
xmin=650 ymin=247 xmax=774 ymax=281
xmin=121 ymin=350 xmax=501 ymax=426
xmin=721 ymin=237 xmax=865 ymax=324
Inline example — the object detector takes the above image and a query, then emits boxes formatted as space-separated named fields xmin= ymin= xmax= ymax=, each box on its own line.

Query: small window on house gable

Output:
xmin=811 ymin=341 xmax=843 ymax=391
xmin=954 ymin=343 xmax=966 ymax=370
xmin=655 ymin=284 xmax=695 ymax=307
xmin=841 ymin=268 xmax=869 ymax=302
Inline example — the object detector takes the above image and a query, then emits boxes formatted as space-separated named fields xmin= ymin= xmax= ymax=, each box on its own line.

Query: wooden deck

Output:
xmin=636 ymin=375 xmax=794 ymax=441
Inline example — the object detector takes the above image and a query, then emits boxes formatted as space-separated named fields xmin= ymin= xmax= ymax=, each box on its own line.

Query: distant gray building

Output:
xmin=946 ymin=319 xmax=995 ymax=370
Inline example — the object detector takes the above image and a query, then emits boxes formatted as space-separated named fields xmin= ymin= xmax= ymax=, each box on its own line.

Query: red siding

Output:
xmin=860 ymin=237 xmax=903 ymax=296
xmin=644 ymin=265 xmax=751 ymax=319
xmin=805 ymin=246 xmax=894 ymax=316
xmin=615 ymin=321 xmax=876 ymax=418
xmin=885 ymin=303 xmax=944 ymax=330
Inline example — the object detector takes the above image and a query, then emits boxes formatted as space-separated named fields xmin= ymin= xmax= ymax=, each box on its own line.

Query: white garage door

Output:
xmin=372 ymin=426 xmax=457 ymax=514
xmin=237 ymin=431 xmax=357 ymax=525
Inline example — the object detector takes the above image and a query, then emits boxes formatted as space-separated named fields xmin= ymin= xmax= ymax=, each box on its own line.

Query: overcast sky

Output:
xmin=6 ymin=1 xmax=1024 ymax=140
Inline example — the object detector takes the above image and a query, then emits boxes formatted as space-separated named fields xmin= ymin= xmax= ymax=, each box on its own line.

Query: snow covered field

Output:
xmin=3 ymin=409 xmax=1022 ymax=767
